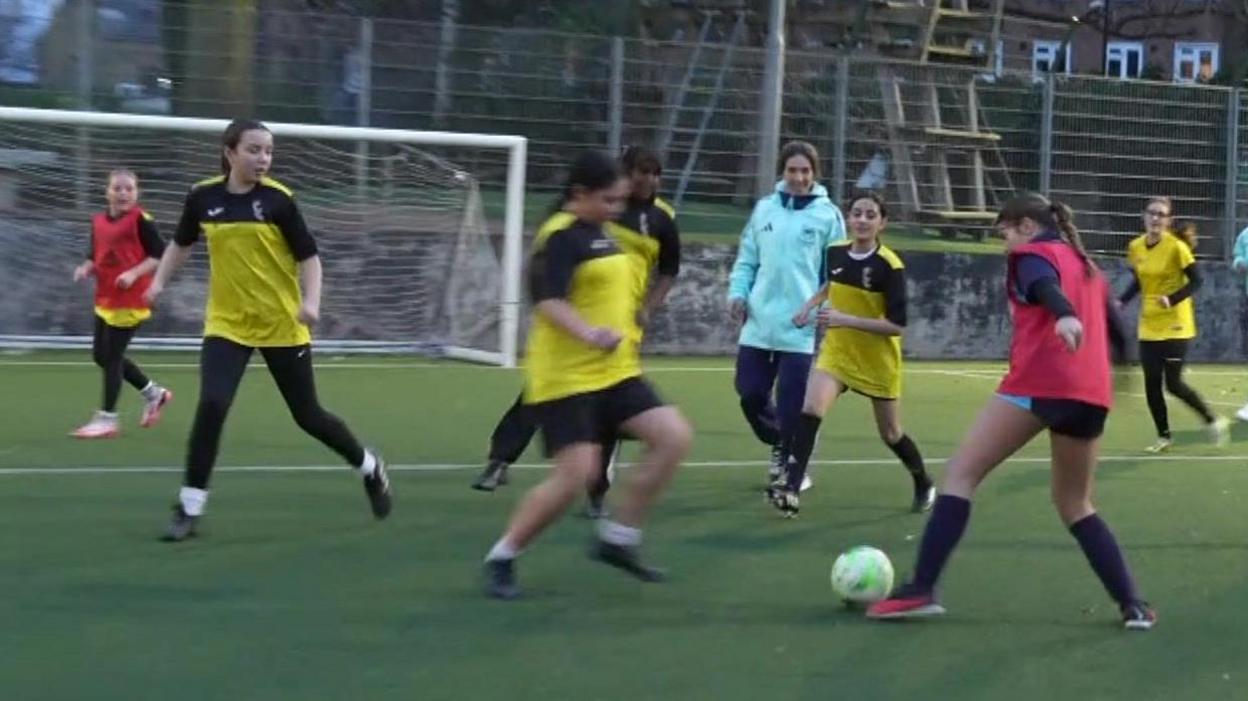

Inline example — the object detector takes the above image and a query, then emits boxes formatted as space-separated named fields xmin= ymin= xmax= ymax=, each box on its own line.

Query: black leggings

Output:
xmin=185 ymin=336 xmax=365 ymax=489
xmin=92 ymin=316 xmax=150 ymax=412
xmin=1139 ymin=339 xmax=1214 ymax=439
xmin=487 ymin=390 xmax=616 ymax=498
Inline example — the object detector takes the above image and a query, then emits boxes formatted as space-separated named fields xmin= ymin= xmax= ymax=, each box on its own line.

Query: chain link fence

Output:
xmin=5 ymin=5 xmax=1246 ymax=256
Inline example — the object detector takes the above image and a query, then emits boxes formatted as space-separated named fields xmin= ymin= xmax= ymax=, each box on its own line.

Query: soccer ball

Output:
xmin=830 ymin=546 xmax=894 ymax=604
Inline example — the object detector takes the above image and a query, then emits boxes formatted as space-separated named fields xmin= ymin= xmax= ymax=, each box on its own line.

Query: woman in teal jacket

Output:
xmin=727 ymin=141 xmax=846 ymax=485
xmin=1233 ymin=225 xmax=1248 ymax=421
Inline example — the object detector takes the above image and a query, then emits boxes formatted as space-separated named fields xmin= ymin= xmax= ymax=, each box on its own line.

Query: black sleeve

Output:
xmin=655 ymin=214 xmax=681 ymax=278
xmin=85 ymin=227 xmax=94 ymax=261
xmin=137 ymin=214 xmax=166 ymax=259
xmin=1030 ymin=277 xmax=1077 ymax=319
xmin=883 ymin=266 xmax=907 ymax=327
xmin=1166 ymin=263 xmax=1202 ymax=305
xmin=528 ymin=229 xmax=582 ymax=302
xmin=1106 ymin=296 xmax=1128 ymax=363
xmin=173 ymin=190 xmax=202 ymax=246
xmin=274 ymin=195 xmax=318 ymax=261
xmin=1118 ymin=272 xmax=1141 ymax=305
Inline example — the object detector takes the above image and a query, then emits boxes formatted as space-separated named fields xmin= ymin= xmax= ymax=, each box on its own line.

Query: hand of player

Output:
xmin=636 ymin=307 xmax=651 ymax=330
xmin=1235 ymin=260 xmax=1248 ymax=273
xmin=818 ymin=308 xmax=847 ymax=328
xmin=792 ymin=307 xmax=812 ymax=328
xmin=585 ymin=326 xmax=622 ymax=351
xmin=1155 ymin=295 xmax=1172 ymax=309
xmin=72 ymin=262 xmax=94 ymax=282
xmin=297 ymin=303 xmax=320 ymax=325
xmin=1055 ymin=316 xmax=1083 ymax=351
xmin=729 ymin=298 xmax=747 ymax=324
xmin=143 ymin=280 xmax=163 ymax=305
xmin=115 ymin=270 xmax=138 ymax=290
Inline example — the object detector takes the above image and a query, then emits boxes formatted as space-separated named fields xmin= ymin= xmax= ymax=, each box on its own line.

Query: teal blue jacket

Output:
xmin=1233 ymin=227 xmax=1248 ymax=293
xmin=727 ymin=182 xmax=846 ymax=353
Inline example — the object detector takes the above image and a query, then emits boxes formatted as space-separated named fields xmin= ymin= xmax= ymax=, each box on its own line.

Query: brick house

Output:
xmin=1003 ymin=0 xmax=1247 ymax=82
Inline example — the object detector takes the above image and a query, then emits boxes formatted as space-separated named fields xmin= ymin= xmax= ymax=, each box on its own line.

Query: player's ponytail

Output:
xmin=1049 ymin=200 xmax=1097 ymax=278
xmin=550 ymin=149 xmax=622 ymax=214
xmin=221 ymin=118 xmax=270 ymax=175
xmin=998 ymin=193 xmax=1097 ymax=278
xmin=1175 ymin=221 xmax=1198 ymax=251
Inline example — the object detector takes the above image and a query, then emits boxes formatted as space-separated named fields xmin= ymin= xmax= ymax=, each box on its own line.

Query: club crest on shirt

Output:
xmin=252 ymin=200 xmax=265 ymax=221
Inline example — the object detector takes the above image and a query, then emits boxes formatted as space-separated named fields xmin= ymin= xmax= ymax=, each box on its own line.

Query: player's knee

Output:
xmin=663 ymin=414 xmax=694 ymax=458
xmin=1051 ymin=491 xmax=1093 ymax=525
xmin=877 ymin=423 xmax=904 ymax=445
xmin=739 ymin=394 xmax=768 ymax=416
xmin=196 ymin=393 xmax=232 ymax=422
xmin=291 ymin=405 xmax=332 ymax=435
xmin=92 ymin=348 xmax=109 ymax=368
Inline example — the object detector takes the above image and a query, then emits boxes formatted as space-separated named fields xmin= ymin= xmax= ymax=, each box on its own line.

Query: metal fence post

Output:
xmin=356 ymin=18 xmax=373 ymax=199
xmin=754 ymin=0 xmax=786 ymax=199
xmin=1039 ymin=73 xmax=1055 ymax=198
xmin=608 ymin=37 xmax=624 ymax=155
xmin=76 ymin=0 xmax=94 ymax=211
xmin=831 ymin=56 xmax=849 ymax=206
xmin=1225 ymin=87 xmax=1242 ymax=261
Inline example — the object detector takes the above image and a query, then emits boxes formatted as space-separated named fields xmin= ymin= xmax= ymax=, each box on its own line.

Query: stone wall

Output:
xmin=637 ymin=244 xmax=1248 ymax=362
xmin=6 ymin=223 xmax=1247 ymax=362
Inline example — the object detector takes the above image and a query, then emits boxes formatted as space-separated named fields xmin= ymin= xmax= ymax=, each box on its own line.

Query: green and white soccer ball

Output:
xmin=830 ymin=546 xmax=894 ymax=604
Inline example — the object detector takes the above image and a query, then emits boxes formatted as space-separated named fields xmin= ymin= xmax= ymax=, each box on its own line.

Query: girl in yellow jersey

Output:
xmin=1120 ymin=197 xmax=1228 ymax=452
xmin=145 ymin=119 xmax=391 ymax=541
xmin=769 ymin=191 xmax=934 ymax=517
xmin=483 ymin=150 xmax=692 ymax=600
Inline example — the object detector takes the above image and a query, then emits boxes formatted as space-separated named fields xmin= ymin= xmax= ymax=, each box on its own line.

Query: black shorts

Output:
xmin=528 ymin=377 xmax=665 ymax=457
xmin=998 ymin=393 xmax=1108 ymax=439
xmin=1031 ymin=398 xmax=1109 ymax=439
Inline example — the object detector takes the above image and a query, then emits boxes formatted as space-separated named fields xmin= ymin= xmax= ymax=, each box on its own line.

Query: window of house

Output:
xmin=1106 ymin=42 xmax=1144 ymax=79
xmin=1174 ymin=43 xmax=1219 ymax=83
xmin=1033 ymin=40 xmax=1072 ymax=75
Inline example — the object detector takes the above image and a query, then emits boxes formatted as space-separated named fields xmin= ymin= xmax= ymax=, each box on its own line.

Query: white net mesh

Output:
xmin=0 ymin=116 xmax=514 ymax=362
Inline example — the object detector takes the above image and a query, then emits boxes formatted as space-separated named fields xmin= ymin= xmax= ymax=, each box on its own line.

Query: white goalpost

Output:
xmin=0 ymin=107 xmax=527 ymax=367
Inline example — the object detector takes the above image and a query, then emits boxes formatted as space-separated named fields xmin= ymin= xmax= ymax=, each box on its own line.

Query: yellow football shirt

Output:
xmin=1126 ymin=232 xmax=1196 ymax=341
xmin=174 ymin=176 xmax=317 ymax=347
xmin=523 ymin=213 xmax=641 ymax=404
xmin=815 ymin=244 xmax=906 ymax=399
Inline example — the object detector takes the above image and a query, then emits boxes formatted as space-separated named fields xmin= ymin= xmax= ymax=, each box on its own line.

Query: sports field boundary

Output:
xmin=2 ymin=453 xmax=1246 ymax=476
xmin=2 ymin=358 xmax=1247 ymax=377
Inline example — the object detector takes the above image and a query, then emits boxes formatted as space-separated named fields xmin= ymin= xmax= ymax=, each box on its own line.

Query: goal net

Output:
xmin=0 ymin=108 xmax=526 ymax=367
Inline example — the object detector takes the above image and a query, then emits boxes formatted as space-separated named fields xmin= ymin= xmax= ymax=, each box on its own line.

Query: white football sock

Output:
xmin=357 ymin=450 xmax=377 ymax=476
xmin=485 ymin=537 xmax=518 ymax=562
xmin=179 ymin=487 xmax=208 ymax=516
xmin=598 ymin=519 xmax=642 ymax=547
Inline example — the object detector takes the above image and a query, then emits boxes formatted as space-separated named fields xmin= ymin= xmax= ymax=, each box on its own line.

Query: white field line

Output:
xmin=1 ymin=358 xmax=1245 ymax=378
xmin=1 ymin=454 xmax=1246 ymax=476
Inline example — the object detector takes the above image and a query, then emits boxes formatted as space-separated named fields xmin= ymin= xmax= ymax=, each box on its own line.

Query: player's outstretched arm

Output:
xmin=144 ymin=243 xmax=192 ymax=304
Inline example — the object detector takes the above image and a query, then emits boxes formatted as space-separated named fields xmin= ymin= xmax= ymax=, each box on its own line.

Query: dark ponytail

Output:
xmin=221 ymin=118 xmax=270 ymax=175
xmin=1175 ymin=221 xmax=1198 ymax=251
xmin=998 ymin=193 xmax=1097 ymax=278
xmin=548 ymin=149 xmax=621 ymax=214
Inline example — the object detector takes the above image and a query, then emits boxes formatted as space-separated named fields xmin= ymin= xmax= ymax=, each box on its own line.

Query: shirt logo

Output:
xmin=640 ymin=212 xmax=649 ymax=236
xmin=590 ymin=238 xmax=614 ymax=250
xmin=830 ymin=267 xmax=844 ymax=276
xmin=762 ymin=223 xmax=773 ymax=233
xmin=206 ymin=206 xmax=224 ymax=218
xmin=252 ymin=200 xmax=265 ymax=221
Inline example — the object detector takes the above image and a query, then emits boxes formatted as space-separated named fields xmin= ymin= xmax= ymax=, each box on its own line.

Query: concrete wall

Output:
xmin=639 ymin=244 xmax=1248 ymax=362
xmin=6 ymin=226 xmax=1247 ymax=362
